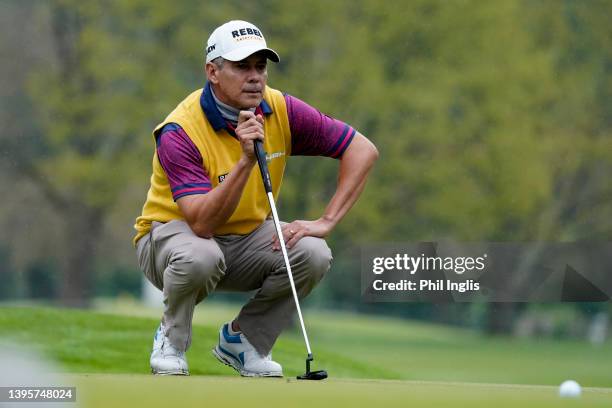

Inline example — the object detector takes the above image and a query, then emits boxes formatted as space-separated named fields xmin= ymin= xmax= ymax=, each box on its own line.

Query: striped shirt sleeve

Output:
xmin=285 ymin=94 xmax=356 ymax=158
xmin=156 ymin=123 xmax=212 ymax=201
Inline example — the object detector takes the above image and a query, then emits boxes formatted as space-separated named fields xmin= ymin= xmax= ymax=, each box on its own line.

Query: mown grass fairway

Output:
xmin=0 ymin=304 xmax=611 ymax=407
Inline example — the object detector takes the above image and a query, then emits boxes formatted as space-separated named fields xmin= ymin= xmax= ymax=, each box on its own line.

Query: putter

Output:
xmin=254 ymin=139 xmax=328 ymax=381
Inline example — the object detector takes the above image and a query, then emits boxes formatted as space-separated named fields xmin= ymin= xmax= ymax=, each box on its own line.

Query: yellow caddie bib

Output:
xmin=133 ymin=85 xmax=291 ymax=245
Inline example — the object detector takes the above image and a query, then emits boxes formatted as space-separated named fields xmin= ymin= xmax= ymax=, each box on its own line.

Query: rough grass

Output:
xmin=1 ymin=304 xmax=611 ymax=407
xmin=0 ymin=306 xmax=389 ymax=378
xmin=1 ymin=303 xmax=612 ymax=386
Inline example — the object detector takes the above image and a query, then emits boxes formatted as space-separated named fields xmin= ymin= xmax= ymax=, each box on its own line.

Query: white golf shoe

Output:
xmin=150 ymin=323 xmax=189 ymax=375
xmin=212 ymin=323 xmax=283 ymax=377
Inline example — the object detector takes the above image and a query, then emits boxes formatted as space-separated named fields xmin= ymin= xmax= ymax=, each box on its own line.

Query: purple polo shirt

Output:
xmin=157 ymin=85 xmax=357 ymax=201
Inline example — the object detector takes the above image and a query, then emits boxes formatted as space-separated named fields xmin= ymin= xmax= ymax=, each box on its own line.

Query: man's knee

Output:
xmin=168 ymin=240 xmax=226 ymax=286
xmin=293 ymin=237 xmax=332 ymax=283
xmin=189 ymin=240 xmax=226 ymax=285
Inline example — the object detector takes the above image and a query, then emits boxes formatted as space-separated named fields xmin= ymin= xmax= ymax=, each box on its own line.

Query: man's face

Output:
xmin=207 ymin=52 xmax=268 ymax=110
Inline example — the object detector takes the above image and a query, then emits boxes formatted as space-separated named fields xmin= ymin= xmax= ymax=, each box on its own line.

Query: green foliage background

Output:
xmin=0 ymin=0 xmax=610 ymax=323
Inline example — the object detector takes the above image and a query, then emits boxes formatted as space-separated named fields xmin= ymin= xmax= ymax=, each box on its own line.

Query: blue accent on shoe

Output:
xmin=222 ymin=324 xmax=242 ymax=344
xmin=218 ymin=345 xmax=243 ymax=367
xmin=239 ymin=352 xmax=245 ymax=366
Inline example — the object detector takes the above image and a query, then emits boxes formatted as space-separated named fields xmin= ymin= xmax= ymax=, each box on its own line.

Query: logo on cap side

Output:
xmin=207 ymin=44 xmax=216 ymax=53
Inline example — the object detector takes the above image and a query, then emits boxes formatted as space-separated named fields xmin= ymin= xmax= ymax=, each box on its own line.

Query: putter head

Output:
xmin=296 ymin=354 xmax=328 ymax=380
xmin=297 ymin=369 xmax=328 ymax=380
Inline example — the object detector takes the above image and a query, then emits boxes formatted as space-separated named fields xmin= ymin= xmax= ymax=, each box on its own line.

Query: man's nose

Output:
xmin=246 ymin=67 xmax=262 ymax=82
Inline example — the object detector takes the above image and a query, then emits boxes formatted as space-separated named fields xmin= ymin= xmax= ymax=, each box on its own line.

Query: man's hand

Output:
xmin=236 ymin=111 xmax=264 ymax=162
xmin=271 ymin=218 xmax=334 ymax=250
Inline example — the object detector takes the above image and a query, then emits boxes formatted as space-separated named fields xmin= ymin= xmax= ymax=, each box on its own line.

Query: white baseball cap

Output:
xmin=205 ymin=20 xmax=280 ymax=63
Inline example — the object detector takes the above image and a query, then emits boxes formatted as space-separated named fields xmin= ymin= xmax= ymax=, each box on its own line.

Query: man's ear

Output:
xmin=205 ymin=62 xmax=219 ymax=84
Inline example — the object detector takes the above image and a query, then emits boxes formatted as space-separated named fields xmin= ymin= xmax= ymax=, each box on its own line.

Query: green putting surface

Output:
xmin=69 ymin=374 xmax=612 ymax=408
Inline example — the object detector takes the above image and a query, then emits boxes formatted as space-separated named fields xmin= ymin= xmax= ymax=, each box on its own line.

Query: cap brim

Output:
xmin=222 ymin=46 xmax=280 ymax=63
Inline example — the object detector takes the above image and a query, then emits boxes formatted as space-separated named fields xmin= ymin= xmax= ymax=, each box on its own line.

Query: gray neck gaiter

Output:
xmin=210 ymin=87 xmax=255 ymax=127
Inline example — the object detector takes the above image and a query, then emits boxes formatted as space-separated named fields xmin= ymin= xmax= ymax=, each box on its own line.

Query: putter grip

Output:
xmin=254 ymin=139 xmax=273 ymax=193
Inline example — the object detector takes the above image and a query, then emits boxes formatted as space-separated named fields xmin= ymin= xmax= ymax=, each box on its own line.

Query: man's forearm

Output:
xmin=180 ymin=157 xmax=256 ymax=237
xmin=269 ymin=133 xmax=378 ymax=251
xmin=320 ymin=134 xmax=378 ymax=229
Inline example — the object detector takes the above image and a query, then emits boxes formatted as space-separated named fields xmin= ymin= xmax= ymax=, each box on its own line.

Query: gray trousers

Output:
xmin=136 ymin=219 xmax=332 ymax=356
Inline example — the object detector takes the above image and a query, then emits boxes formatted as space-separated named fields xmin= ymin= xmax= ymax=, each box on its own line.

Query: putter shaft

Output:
xmin=264 ymin=190 xmax=312 ymax=355
xmin=254 ymin=139 xmax=326 ymax=379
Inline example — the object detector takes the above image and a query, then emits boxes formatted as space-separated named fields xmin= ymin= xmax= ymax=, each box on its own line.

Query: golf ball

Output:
xmin=559 ymin=380 xmax=581 ymax=398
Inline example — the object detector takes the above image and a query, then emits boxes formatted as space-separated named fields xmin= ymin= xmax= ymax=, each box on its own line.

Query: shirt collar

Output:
xmin=201 ymin=81 xmax=273 ymax=132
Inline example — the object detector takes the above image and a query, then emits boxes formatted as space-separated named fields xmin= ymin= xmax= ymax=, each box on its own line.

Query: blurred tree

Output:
xmin=2 ymin=0 xmax=219 ymax=306
xmin=94 ymin=265 xmax=141 ymax=298
xmin=25 ymin=261 xmax=58 ymax=299
xmin=525 ymin=0 xmax=612 ymax=241
xmin=0 ymin=0 xmax=609 ymax=330
xmin=0 ymin=247 xmax=17 ymax=300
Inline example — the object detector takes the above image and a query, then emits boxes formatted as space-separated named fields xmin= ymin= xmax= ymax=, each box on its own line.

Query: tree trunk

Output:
xmin=58 ymin=204 xmax=103 ymax=308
